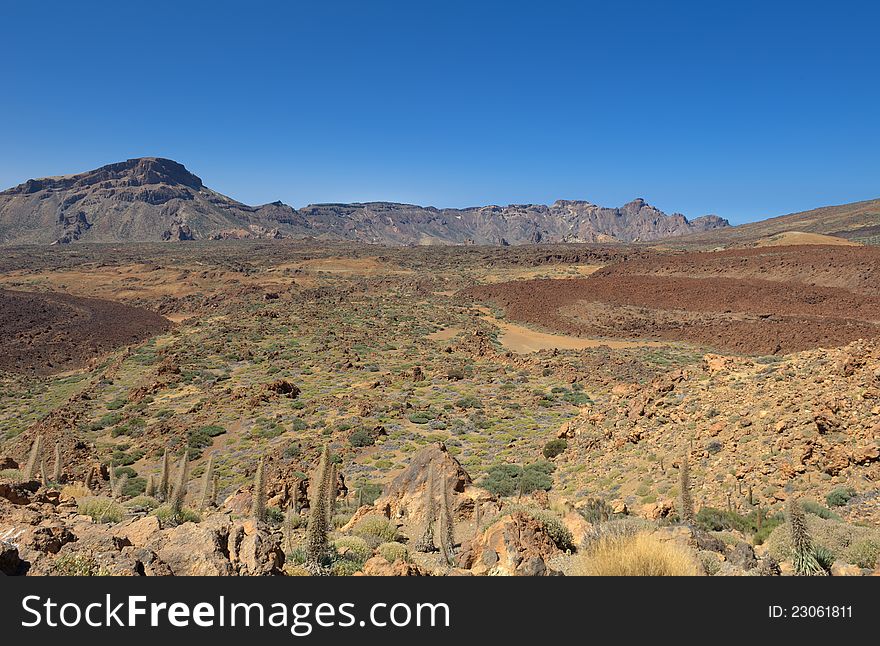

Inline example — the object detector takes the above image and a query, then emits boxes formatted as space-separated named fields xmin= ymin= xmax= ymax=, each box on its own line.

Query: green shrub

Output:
xmin=266 ymin=507 xmax=284 ymax=525
xmin=542 ymin=439 xmax=568 ymax=459
xmin=408 ymin=412 xmax=434 ymax=424
xmin=765 ymin=515 xmax=880 ymax=567
xmin=562 ymin=392 xmax=592 ymax=406
xmin=51 ymin=553 xmax=109 ymax=576
xmin=353 ymin=516 xmax=398 ymax=545
xmin=801 ymin=500 xmax=840 ymax=521
xmin=125 ymin=495 xmax=160 ymax=511
xmin=111 ymin=448 xmax=144 ymax=466
xmin=330 ymin=559 xmax=363 ymax=576
xmin=78 ymin=497 xmax=125 ymax=523
xmin=377 ymin=542 xmax=409 ymax=563
xmin=283 ymin=443 xmax=301 ymax=459
xmin=152 ymin=505 xmax=201 ymax=526
xmin=333 ymin=536 xmax=373 ymax=563
xmin=482 ymin=461 xmax=555 ymax=497
xmin=694 ymin=506 xmax=784 ymax=544
xmin=91 ymin=412 xmax=123 ymax=430
xmin=349 ymin=428 xmax=375 ymax=447
xmin=455 ymin=396 xmax=482 ymax=409
xmin=696 ymin=507 xmax=750 ymax=533
xmin=106 ymin=398 xmax=127 ymax=410
xmin=826 ymin=487 xmax=856 ymax=507
xmin=353 ymin=482 xmax=383 ymax=507
xmin=185 ymin=425 xmax=226 ymax=459
xmin=847 ymin=540 xmax=880 ymax=569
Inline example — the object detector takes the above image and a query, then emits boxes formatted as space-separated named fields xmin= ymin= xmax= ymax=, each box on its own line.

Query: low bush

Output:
xmin=764 ymin=515 xmax=880 ymax=567
xmin=482 ymin=461 xmax=555 ymax=497
xmin=542 ymin=439 xmax=568 ymax=459
xmin=826 ymin=487 xmax=856 ymax=507
xmin=152 ymin=505 xmax=201 ymax=526
xmin=353 ymin=516 xmax=398 ymax=546
xmin=377 ymin=542 xmax=409 ymax=563
xmin=78 ymin=497 xmax=125 ymax=523
xmin=51 ymin=553 xmax=109 ymax=576
xmin=333 ymin=536 xmax=373 ymax=564
xmin=349 ymin=428 xmax=375 ymax=447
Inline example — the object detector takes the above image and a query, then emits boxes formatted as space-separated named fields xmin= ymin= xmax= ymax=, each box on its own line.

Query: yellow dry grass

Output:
xmin=573 ymin=532 xmax=702 ymax=576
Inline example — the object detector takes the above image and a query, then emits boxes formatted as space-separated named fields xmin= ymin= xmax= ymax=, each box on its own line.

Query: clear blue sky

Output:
xmin=1 ymin=1 xmax=878 ymax=224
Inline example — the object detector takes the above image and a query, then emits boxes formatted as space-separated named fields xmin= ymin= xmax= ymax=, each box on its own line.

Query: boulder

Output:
xmin=146 ymin=517 xmax=235 ymax=576
xmin=0 ymin=480 xmax=40 ymax=505
xmin=358 ymin=555 xmax=426 ymax=576
xmin=457 ymin=512 xmax=560 ymax=576
xmin=114 ymin=515 xmax=161 ymax=547
xmin=227 ymin=519 xmax=284 ymax=576
xmin=0 ymin=542 xmax=23 ymax=575
xmin=19 ymin=525 xmax=76 ymax=555
xmin=375 ymin=442 xmax=471 ymax=520
xmin=830 ymin=561 xmax=862 ymax=577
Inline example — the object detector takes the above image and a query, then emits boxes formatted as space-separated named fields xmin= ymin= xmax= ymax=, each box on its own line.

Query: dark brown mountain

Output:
xmin=0 ymin=158 xmax=729 ymax=245
xmin=666 ymin=198 xmax=880 ymax=249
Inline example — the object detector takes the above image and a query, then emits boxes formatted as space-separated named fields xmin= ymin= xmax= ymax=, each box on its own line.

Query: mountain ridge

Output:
xmin=0 ymin=157 xmax=730 ymax=245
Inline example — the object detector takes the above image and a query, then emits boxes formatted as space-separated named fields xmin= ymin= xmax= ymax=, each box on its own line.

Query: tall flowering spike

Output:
xmin=787 ymin=497 xmax=826 ymax=576
xmin=251 ymin=457 xmax=266 ymax=521
xmin=52 ymin=442 xmax=62 ymax=483
xmin=678 ymin=453 xmax=694 ymax=524
xmin=170 ymin=454 xmax=189 ymax=522
xmin=305 ymin=445 xmax=331 ymax=573
xmin=23 ymin=434 xmax=43 ymax=481
xmin=439 ymin=473 xmax=455 ymax=565
xmin=158 ymin=448 xmax=170 ymax=501
xmin=199 ymin=455 xmax=215 ymax=511
xmin=415 ymin=465 xmax=437 ymax=553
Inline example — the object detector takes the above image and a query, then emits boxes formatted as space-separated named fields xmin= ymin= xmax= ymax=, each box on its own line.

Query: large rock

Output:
xmin=227 ymin=519 xmax=284 ymax=576
xmin=114 ymin=515 xmax=161 ymax=547
xmin=456 ymin=512 xmax=560 ymax=576
xmin=0 ymin=542 xmax=23 ymax=575
xmin=375 ymin=442 xmax=471 ymax=520
xmin=357 ymin=555 xmax=426 ymax=576
xmin=0 ymin=480 xmax=40 ymax=505
xmin=146 ymin=515 xmax=284 ymax=576
xmin=147 ymin=516 xmax=235 ymax=576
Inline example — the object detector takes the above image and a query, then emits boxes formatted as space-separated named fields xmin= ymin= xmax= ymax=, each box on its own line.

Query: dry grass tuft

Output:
xmin=573 ymin=532 xmax=702 ymax=576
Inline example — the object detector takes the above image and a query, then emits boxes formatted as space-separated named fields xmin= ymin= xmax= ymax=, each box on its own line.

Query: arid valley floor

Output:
xmin=2 ymin=240 xmax=880 ymax=576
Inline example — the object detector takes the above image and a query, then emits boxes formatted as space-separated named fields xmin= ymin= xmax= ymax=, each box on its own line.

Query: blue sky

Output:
xmin=1 ymin=1 xmax=878 ymax=224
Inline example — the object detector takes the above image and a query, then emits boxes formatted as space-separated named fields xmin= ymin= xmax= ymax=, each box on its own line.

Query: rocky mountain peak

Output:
xmin=1 ymin=157 xmax=203 ymax=196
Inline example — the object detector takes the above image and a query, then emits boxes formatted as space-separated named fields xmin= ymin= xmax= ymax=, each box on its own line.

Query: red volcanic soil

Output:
xmin=594 ymin=245 xmax=880 ymax=295
xmin=0 ymin=289 xmax=172 ymax=375
xmin=464 ymin=246 xmax=880 ymax=355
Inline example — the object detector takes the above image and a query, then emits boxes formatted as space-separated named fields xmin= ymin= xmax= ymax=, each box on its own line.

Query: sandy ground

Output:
xmin=754 ymin=231 xmax=861 ymax=247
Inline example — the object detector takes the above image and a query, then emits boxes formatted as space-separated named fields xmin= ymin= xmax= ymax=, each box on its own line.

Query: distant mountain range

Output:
xmin=0 ymin=158 xmax=729 ymax=245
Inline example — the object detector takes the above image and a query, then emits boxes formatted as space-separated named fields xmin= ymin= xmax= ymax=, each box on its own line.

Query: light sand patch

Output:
xmin=0 ymin=263 xmax=297 ymax=302
xmin=473 ymin=306 xmax=669 ymax=353
xmin=482 ymin=264 xmax=603 ymax=284
xmin=427 ymin=327 xmax=463 ymax=341
xmin=754 ymin=231 xmax=861 ymax=247
xmin=494 ymin=319 xmax=670 ymax=353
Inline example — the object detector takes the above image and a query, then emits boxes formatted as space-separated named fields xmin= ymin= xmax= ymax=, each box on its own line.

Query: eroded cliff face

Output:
xmin=0 ymin=157 xmax=728 ymax=245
